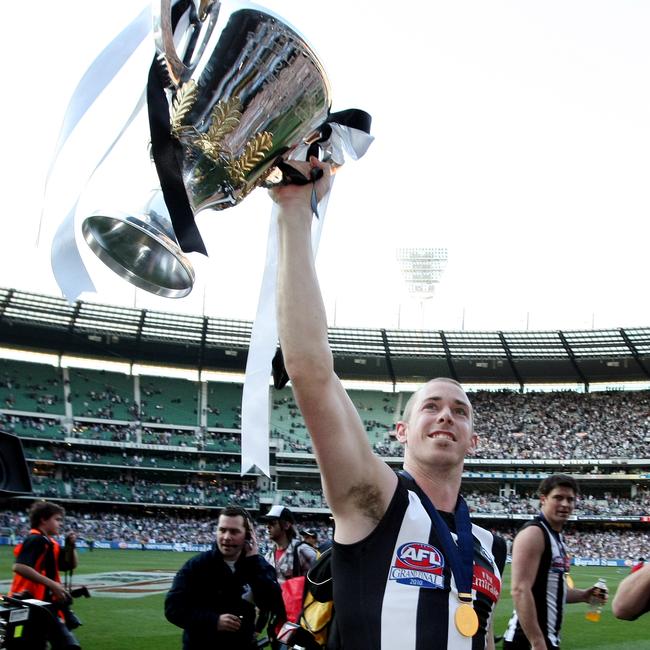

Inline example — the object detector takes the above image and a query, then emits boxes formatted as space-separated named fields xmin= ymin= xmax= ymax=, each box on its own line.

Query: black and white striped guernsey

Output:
xmin=332 ymin=474 xmax=507 ymax=649
xmin=504 ymin=515 xmax=569 ymax=648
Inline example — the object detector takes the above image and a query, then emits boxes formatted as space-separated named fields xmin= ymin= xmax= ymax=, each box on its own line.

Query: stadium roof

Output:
xmin=1 ymin=287 xmax=650 ymax=388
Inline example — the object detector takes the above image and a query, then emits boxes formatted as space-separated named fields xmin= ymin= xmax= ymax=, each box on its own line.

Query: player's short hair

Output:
xmin=29 ymin=501 xmax=64 ymax=529
xmin=539 ymin=473 xmax=578 ymax=496
xmin=218 ymin=506 xmax=252 ymax=533
xmin=401 ymin=378 xmax=473 ymax=428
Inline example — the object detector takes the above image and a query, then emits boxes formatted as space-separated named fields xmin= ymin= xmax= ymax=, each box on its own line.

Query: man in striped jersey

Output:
xmin=272 ymin=159 xmax=507 ymax=649
xmin=504 ymin=474 xmax=607 ymax=649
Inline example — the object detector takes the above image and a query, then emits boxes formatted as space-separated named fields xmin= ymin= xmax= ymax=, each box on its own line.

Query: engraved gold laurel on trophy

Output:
xmin=226 ymin=132 xmax=274 ymax=184
xmin=170 ymin=81 xmax=273 ymax=186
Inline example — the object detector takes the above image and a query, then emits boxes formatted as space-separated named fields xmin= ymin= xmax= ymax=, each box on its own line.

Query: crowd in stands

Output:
xmin=274 ymin=388 xmax=650 ymax=461
xmin=0 ymin=413 xmax=65 ymax=438
xmin=71 ymin=422 xmax=134 ymax=443
xmin=29 ymin=466 xmax=650 ymax=518
xmin=465 ymin=489 xmax=650 ymax=517
xmin=6 ymin=359 xmax=650 ymax=566
xmin=1 ymin=508 xmax=648 ymax=562
xmin=470 ymin=389 xmax=650 ymax=459
xmin=30 ymin=475 xmax=257 ymax=508
xmin=6 ymin=372 xmax=650 ymax=462
xmin=494 ymin=526 xmax=650 ymax=563
xmin=0 ymin=372 xmax=62 ymax=412
xmin=266 ymin=486 xmax=650 ymax=518
xmin=24 ymin=444 xmax=238 ymax=473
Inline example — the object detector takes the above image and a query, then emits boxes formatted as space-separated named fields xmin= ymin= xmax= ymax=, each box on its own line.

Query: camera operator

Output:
xmin=9 ymin=501 xmax=81 ymax=649
xmin=165 ymin=506 xmax=285 ymax=649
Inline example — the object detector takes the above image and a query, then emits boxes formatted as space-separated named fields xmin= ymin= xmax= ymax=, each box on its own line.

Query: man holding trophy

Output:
xmin=270 ymin=158 xmax=507 ymax=650
xmin=45 ymin=1 xmax=509 ymax=645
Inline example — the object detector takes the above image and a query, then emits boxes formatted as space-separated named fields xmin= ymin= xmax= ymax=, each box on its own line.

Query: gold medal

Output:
xmin=566 ymin=574 xmax=575 ymax=589
xmin=455 ymin=602 xmax=479 ymax=637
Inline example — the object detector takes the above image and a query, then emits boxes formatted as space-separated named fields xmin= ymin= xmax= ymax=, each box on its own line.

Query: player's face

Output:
xmin=397 ymin=380 xmax=477 ymax=468
xmin=216 ymin=515 xmax=247 ymax=561
xmin=40 ymin=514 xmax=63 ymax=536
xmin=540 ymin=486 xmax=576 ymax=530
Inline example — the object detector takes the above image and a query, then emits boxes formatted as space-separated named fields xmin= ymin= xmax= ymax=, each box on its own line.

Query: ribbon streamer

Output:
xmin=241 ymin=119 xmax=374 ymax=477
xmin=48 ymin=1 xmax=196 ymax=302
xmin=47 ymin=4 xmax=153 ymax=302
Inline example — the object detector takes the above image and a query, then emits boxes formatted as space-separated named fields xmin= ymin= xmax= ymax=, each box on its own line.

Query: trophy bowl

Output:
xmin=82 ymin=0 xmax=332 ymax=297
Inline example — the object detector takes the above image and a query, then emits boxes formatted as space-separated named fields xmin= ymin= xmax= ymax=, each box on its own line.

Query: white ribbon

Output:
xmin=51 ymin=93 xmax=148 ymax=300
xmin=46 ymin=6 xmax=153 ymax=299
xmin=241 ymin=126 xmax=374 ymax=477
xmin=47 ymin=4 xmax=153 ymax=302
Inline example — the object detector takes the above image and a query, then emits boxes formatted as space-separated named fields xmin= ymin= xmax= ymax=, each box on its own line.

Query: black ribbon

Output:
xmin=400 ymin=470 xmax=475 ymax=599
xmin=147 ymin=0 xmax=207 ymax=256
xmin=148 ymin=2 xmax=373 ymax=260
xmin=322 ymin=108 xmax=373 ymax=139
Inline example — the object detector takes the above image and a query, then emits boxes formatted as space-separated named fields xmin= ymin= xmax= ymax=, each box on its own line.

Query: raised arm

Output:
xmin=273 ymin=159 xmax=396 ymax=543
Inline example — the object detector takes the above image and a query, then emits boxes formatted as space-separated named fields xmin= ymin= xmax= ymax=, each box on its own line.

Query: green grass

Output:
xmin=1 ymin=548 xmax=649 ymax=649
xmin=0 ymin=547 xmax=189 ymax=650
xmin=493 ymin=565 xmax=650 ymax=650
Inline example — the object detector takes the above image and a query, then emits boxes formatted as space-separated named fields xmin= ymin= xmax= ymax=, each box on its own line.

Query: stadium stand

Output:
xmin=139 ymin=375 xmax=199 ymax=425
xmin=0 ymin=358 xmax=64 ymax=415
xmin=68 ymin=367 xmax=133 ymax=420
xmin=206 ymin=381 xmax=242 ymax=429
xmin=1 ymin=289 xmax=650 ymax=563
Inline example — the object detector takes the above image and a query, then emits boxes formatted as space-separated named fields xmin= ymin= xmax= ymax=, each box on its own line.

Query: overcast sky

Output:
xmin=2 ymin=0 xmax=649 ymax=333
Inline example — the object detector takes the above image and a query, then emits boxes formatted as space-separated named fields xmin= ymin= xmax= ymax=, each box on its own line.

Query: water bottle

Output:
xmin=585 ymin=578 xmax=607 ymax=622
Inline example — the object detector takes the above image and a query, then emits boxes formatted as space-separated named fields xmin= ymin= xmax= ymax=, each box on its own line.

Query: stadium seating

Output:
xmin=2 ymin=353 xmax=650 ymax=561
xmin=139 ymin=375 xmax=199 ymax=425
xmin=68 ymin=367 xmax=133 ymax=420
xmin=206 ymin=382 xmax=242 ymax=429
xmin=0 ymin=358 xmax=64 ymax=415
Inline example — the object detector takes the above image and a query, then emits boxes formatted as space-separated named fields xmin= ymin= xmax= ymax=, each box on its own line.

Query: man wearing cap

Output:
xmin=271 ymin=161 xmax=507 ymax=649
xmin=261 ymin=505 xmax=317 ymax=584
xmin=300 ymin=529 xmax=318 ymax=550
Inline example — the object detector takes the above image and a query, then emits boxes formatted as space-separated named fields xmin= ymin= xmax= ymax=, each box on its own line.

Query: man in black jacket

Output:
xmin=165 ymin=506 xmax=285 ymax=649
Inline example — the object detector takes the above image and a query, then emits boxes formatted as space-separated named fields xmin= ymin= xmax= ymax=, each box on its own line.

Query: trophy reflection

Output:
xmin=82 ymin=0 xmax=331 ymax=297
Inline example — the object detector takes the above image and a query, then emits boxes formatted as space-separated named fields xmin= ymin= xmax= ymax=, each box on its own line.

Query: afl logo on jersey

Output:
xmin=389 ymin=542 xmax=445 ymax=589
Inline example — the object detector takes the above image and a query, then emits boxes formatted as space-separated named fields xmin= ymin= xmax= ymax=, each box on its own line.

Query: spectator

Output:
xmin=260 ymin=505 xmax=317 ymax=584
xmin=165 ymin=506 xmax=284 ymax=649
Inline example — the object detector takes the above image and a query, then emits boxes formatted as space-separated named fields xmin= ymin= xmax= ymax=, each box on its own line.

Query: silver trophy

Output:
xmin=82 ymin=0 xmax=331 ymax=297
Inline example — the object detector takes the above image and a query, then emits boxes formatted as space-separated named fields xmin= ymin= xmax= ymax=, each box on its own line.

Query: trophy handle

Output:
xmin=153 ymin=0 xmax=222 ymax=87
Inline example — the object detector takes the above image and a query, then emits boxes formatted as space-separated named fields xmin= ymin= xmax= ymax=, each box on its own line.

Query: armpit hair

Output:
xmin=345 ymin=482 xmax=385 ymax=523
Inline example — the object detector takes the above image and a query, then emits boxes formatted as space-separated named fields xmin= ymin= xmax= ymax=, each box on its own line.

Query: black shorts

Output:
xmin=503 ymin=631 xmax=558 ymax=650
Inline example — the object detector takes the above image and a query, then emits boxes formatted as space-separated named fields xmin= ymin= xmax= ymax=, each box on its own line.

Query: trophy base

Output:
xmin=82 ymin=211 xmax=195 ymax=298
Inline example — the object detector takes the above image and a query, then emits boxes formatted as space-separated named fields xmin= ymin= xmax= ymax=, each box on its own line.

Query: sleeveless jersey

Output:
xmin=504 ymin=516 xmax=569 ymax=648
xmin=332 ymin=475 xmax=507 ymax=649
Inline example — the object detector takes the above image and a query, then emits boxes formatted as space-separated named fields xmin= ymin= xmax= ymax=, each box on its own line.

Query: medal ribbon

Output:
xmin=400 ymin=471 xmax=475 ymax=601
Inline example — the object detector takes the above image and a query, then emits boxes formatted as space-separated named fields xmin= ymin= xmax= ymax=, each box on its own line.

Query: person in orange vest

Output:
xmin=10 ymin=501 xmax=70 ymax=606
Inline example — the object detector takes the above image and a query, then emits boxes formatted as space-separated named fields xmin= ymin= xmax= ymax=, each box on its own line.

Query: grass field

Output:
xmin=1 ymin=547 xmax=648 ymax=649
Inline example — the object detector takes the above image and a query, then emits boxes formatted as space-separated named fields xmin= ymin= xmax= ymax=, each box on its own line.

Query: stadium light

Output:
xmin=396 ymin=247 xmax=448 ymax=327
xmin=396 ymin=247 xmax=448 ymax=299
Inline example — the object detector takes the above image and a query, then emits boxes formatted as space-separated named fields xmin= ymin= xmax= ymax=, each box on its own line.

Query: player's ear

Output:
xmin=467 ymin=433 xmax=479 ymax=454
xmin=395 ymin=421 xmax=408 ymax=444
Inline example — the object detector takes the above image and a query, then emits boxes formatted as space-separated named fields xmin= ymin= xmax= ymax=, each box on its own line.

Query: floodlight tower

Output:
xmin=396 ymin=247 xmax=448 ymax=327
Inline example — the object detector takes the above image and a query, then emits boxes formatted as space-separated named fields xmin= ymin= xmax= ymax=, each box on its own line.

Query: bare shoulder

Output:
xmin=512 ymin=524 xmax=545 ymax=555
